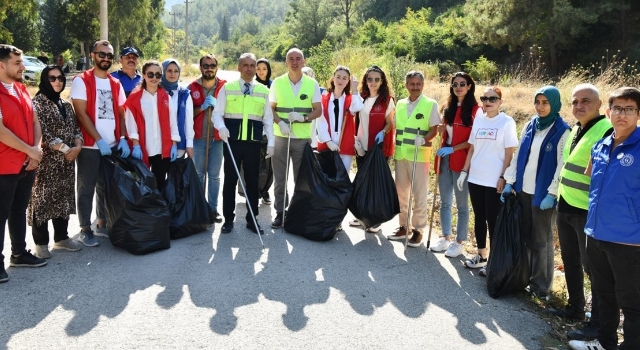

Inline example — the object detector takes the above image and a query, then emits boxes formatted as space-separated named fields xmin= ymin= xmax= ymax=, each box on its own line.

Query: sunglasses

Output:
xmin=201 ymin=63 xmax=217 ymax=69
xmin=451 ymin=82 xmax=468 ymax=88
xmin=480 ymin=96 xmax=500 ymax=103
xmin=48 ymin=75 xmax=65 ymax=83
xmin=366 ymin=77 xmax=381 ymax=83
xmin=146 ymin=72 xmax=162 ymax=79
xmin=93 ymin=51 xmax=114 ymax=60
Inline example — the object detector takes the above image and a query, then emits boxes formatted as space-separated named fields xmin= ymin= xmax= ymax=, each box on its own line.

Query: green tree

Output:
xmin=40 ymin=0 xmax=74 ymax=56
xmin=286 ymin=0 xmax=336 ymax=50
xmin=220 ymin=15 xmax=230 ymax=41
xmin=58 ymin=0 xmax=100 ymax=58
xmin=3 ymin=0 xmax=40 ymax=52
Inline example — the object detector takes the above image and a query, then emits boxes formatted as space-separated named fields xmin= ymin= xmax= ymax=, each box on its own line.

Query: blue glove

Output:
xmin=117 ymin=138 xmax=130 ymax=158
xmin=436 ymin=147 xmax=454 ymax=157
xmin=539 ymin=194 xmax=556 ymax=210
xmin=132 ymin=145 xmax=143 ymax=160
xmin=170 ymin=145 xmax=178 ymax=162
xmin=375 ymin=131 xmax=385 ymax=144
xmin=96 ymin=139 xmax=112 ymax=156
xmin=500 ymin=184 xmax=513 ymax=202
xmin=201 ymin=95 xmax=216 ymax=110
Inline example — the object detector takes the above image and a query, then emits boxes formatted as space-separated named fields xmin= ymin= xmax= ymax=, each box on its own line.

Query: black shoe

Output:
xmin=213 ymin=211 xmax=223 ymax=224
xmin=9 ymin=250 xmax=48 ymax=268
xmin=546 ymin=306 xmax=585 ymax=321
xmin=262 ymin=194 xmax=272 ymax=205
xmin=0 ymin=267 xmax=8 ymax=283
xmin=271 ymin=212 xmax=283 ymax=228
xmin=567 ymin=321 xmax=599 ymax=340
xmin=246 ymin=223 xmax=264 ymax=235
xmin=221 ymin=222 xmax=233 ymax=234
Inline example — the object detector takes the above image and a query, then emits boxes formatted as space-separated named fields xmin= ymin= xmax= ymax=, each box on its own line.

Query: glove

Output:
xmin=278 ymin=121 xmax=290 ymax=136
xmin=375 ymin=131 xmax=385 ymax=144
xmin=132 ymin=145 xmax=143 ymax=160
xmin=456 ymin=171 xmax=467 ymax=191
xmin=288 ymin=112 xmax=305 ymax=123
xmin=326 ymin=141 xmax=340 ymax=152
xmin=170 ymin=145 xmax=178 ymax=162
xmin=415 ymin=136 xmax=426 ymax=147
xmin=437 ymin=147 xmax=454 ymax=157
xmin=500 ymin=184 xmax=513 ymax=202
xmin=540 ymin=194 xmax=556 ymax=210
xmin=218 ymin=127 xmax=230 ymax=143
xmin=354 ymin=139 xmax=365 ymax=157
xmin=201 ymin=95 xmax=216 ymax=110
xmin=96 ymin=139 xmax=112 ymax=156
xmin=265 ymin=146 xmax=274 ymax=159
xmin=117 ymin=138 xmax=130 ymax=158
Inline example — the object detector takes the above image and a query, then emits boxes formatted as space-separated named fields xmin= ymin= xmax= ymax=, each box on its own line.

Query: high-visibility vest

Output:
xmin=272 ymin=74 xmax=315 ymax=139
xmin=224 ymin=81 xmax=269 ymax=142
xmin=394 ymin=96 xmax=435 ymax=162
xmin=558 ymin=118 xmax=612 ymax=209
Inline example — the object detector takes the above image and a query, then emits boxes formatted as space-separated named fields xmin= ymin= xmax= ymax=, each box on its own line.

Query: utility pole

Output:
xmin=184 ymin=0 xmax=195 ymax=66
xmin=169 ymin=11 xmax=182 ymax=57
xmin=99 ymin=0 xmax=108 ymax=40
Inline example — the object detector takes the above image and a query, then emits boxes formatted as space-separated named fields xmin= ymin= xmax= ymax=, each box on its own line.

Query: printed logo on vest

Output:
xmin=193 ymin=91 xmax=201 ymax=99
xmin=545 ymin=143 xmax=553 ymax=152
xmin=475 ymin=128 xmax=497 ymax=140
xmin=620 ymin=154 xmax=634 ymax=167
xmin=374 ymin=105 xmax=382 ymax=112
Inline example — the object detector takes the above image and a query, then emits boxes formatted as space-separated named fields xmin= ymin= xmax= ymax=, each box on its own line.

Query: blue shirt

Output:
xmin=111 ymin=69 xmax=142 ymax=97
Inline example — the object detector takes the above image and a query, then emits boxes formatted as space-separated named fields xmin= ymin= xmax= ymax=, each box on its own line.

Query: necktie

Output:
xmin=333 ymin=98 xmax=339 ymax=132
xmin=243 ymin=82 xmax=250 ymax=96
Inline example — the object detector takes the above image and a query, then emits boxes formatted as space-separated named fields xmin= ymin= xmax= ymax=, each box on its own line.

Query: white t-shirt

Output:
xmin=467 ymin=112 xmax=519 ymax=187
xmin=317 ymin=92 xmax=364 ymax=144
xmin=70 ymin=76 xmax=126 ymax=148
xmin=355 ymin=95 xmax=395 ymax=151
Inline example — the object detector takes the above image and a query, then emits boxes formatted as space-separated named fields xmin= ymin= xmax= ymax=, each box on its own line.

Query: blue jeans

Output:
xmin=437 ymin=155 xmax=469 ymax=241
xmin=192 ymin=139 xmax=223 ymax=212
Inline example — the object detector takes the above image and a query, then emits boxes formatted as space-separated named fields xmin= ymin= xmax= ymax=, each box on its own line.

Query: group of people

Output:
xmin=1 ymin=41 xmax=638 ymax=350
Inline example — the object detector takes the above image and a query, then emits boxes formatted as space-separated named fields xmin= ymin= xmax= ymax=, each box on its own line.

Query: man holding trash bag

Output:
xmin=387 ymin=71 xmax=440 ymax=247
xmin=213 ymin=53 xmax=274 ymax=235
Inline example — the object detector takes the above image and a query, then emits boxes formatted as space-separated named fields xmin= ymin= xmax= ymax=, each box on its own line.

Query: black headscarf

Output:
xmin=37 ymin=65 xmax=67 ymax=119
xmin=256 ymin=58 xmax=272 ymax=87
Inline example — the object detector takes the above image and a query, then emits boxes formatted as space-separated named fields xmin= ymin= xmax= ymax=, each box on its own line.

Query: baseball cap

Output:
xmin=120 ymin=47 xmax=139 ymax=58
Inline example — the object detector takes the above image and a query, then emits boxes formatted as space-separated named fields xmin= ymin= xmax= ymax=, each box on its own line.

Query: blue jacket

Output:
xmin=176 ymin=88 xmax=190 ymax=150
xmin=585 ymin=127 xmax=640 ymax=244
xmin=514 ymin=118 xmax=569 ymax=207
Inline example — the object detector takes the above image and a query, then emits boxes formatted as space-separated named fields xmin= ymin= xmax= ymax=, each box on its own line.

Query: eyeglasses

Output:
xmin=367 ymin=77 xmax=381 ymax=83
xmin=146 ymin=72 xmax=162 ymax=79
xmin=610 ymin=106 xmax=639 ymax=115
xmin=451 ymin=82 xmax=468 ymax=88
xmin=201 ymin=64 xmax=217 ymax=69
xmin=48 ymin=75 xmax=65 ymax=83
xmin=93 ymin=51 xmax=114 ymax=60
xmin=480 ymin=96 xmax=500 ymax=103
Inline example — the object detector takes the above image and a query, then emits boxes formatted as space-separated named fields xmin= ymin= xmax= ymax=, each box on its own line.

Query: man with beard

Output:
xmin=188 ymin=54 xmax=226 ymax=223
xmin=70 ymin=40 xmax=129 ymax=247
xmin=111 ymin=47 xmax=141 ymax=97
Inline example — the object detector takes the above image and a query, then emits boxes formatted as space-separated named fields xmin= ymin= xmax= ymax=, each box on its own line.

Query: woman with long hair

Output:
xmin=430 ymin=72 xmax=482 ymax=258
xmin=160 ymin=59 xmax=194 ymax=158
xmin=125 ymin=61 xmax=180 ymax=189
xmin=255 ymin=58 xmax=272 ymax=88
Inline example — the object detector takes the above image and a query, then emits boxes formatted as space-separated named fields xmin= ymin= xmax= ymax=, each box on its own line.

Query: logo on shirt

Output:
xmin=545 ymin=143 xmax=553 ymax=152
xmin=620 ymin=154 xmax=634 ymax=167
xmin=475 ymin=128 xmax=498 ymax=140
xmin=193 ymin=91 xmax=201 ymax=99
xmin=373 ymin=105 xmax=382 ymax=112
xmin=97 ymin=89 xmax=115 ymax=120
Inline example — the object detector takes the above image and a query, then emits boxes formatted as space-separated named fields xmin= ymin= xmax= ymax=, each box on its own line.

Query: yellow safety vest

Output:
xmin=272 ymin=74 xmax=315 ymax=139
xmin=224 ymin=81 xmax=269 ymax=142
xmin=558 ymin=118 xmax=612 ymax=209
xmin=394 ymin=96 xmax=435 ymax=162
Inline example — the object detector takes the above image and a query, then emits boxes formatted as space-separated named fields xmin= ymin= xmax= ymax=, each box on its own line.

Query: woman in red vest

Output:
xmin=316 ymin=65 xmax=363 ymax=171
xmin=124 ymin=61 xmax=180 ymax=189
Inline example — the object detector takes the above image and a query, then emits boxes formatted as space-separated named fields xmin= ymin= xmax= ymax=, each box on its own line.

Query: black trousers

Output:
xmin=149 ymin=154 xmax=171 ymax=190
xmin=468 ymin=182 xmax=501 ymax=250
xmin=32 ymin=217 xmax=70 ymax=245
xmin=0 ymin=167 xmax=35 ymax=263
xmin=222 ymin=140 xmax=261 ymax=224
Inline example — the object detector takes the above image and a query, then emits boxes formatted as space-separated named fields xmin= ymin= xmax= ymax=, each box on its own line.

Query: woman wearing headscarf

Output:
xmin=161 ymin=58 xmax=194 ymax=158
xmin=29 ymin=65 xmax=84 ymax=259
xmin=503 ymin=85 xmax=570 ymax=298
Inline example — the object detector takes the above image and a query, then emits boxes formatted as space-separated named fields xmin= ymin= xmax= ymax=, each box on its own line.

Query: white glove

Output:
xmin=354 ymin=139 xmax=365 ymax=157
xmin=218 ymin=127 xmax=230 ymax=143
xmin=265 ymin=146 xmax=274 ymax=159
xmin=326 ymin=141 xmax=340 ymax=152
xmin=415 ymin=136 xmax=426 ymax=147
xmin=456 ymin=171 xmax=468 ymax=191
xmin=288 ymin=112 xmax=305 ymax=123
xmin=278 ymin=121 xmax=290 ymax=136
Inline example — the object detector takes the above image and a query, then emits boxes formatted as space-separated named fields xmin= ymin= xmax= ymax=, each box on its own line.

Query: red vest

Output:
xmin=435 ymin=104 xmax=480 ymax=174
xmin=124 ymin=88 xmax=172 ymax=167
xmin=317 ymin=93 xmax=356 ymax=156
xmin=0 ymin=82 xmax=34 ymax=174
xmin=77 ymin=69 xmax=123 ymax=146
xmin=359 ymin=95 xmax=395 ymax=158
xmin=189 ymin=78 xmax=226 ymax=141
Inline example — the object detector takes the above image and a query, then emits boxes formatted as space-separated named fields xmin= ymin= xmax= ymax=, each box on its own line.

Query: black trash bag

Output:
xmin=101 ymin=155 xmax=171 ymax=255
xmin=486 ymin=193 xmax=530 ymax=298
xmin=348 ymin=144 xmax=400 ymax=228
xmin=284 ymin=144 xmax=353 ymax=241
xmin=238 ymin=135 xmax=273 ymax=197
xmin=162 ymin=157 xmax=214 ymax=239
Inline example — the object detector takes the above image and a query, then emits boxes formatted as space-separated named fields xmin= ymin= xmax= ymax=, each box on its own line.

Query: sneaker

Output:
xmin=76 ymin=230 xmax=100 ymax=247
xmin=568 ymin=339 xmax=606 ymax=350
xmin=34 ymin=244 xmax=51 ymax=259
xmin=445 ymin=242 xmax=465 ymax=257
xmin=9 ymin=250 xmax=48 ymax=267
xmin=349 ymin=219 xmax=362 ymax=227
xmin=0 ymin=267 xmax=8 ymax=283
xmin=94 ymin=224 xmax=109 ymax=238
xmin=465 ymin=254 xmax=488 ymax=268
xmin=547 ymin=306 xmax=585 ymax=321
xmin=213 ymin=211 xmax=223 ymax=224
xmin=429 ymin=237 xmax=451 ymax=252
xmin=262 ymin=194 xmax=272 ymax=205
xmin=387 ymin=226 xmax=409 ymax=241
xmin=407 ymin=230 xmax=423 ymax=247
xmin=567 ymin=321 xmax=599 ymax=340
xmin=271 ymin=212 xmax=284 ymax=228
xmin=478 ymin=267 xmax=487 ymax=277
xmin=52 ymin=238 xmax=82 ymax=252
xmin=221 ymin=222 xmax=233 ymax=234
xmin=366 ymin=224 xmax=381 ymax=233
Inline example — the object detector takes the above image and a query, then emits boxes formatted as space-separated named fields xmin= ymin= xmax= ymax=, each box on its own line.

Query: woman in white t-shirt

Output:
xmin=458 ymin=87 xmax=519 ymax=275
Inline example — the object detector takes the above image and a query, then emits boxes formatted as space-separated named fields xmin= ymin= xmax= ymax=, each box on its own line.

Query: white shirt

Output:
xmin=212 ymin=79 xmax=275 ymax=147
xmin=167 ymin=87 xmax=194 ymax=148
xmin=70 ymin=76 xmax=126 ymax=148
xmin=445 ymin=106 xmax=484 ymax=145
xmin=268 ymin=75 xmax=322 ymax=104
xmin=125 ymin=89 xmax=180 ymax=157
xmin=355 ymin=95 xmax=396 ymax=151
xmin=0 ymin=82 xmax=19 ymax=119
xmin=316 ymin=92 xmax=364 ymax=144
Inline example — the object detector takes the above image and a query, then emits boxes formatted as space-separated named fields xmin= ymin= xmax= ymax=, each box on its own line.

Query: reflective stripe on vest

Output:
xmin=394 ymin=97 xmax=435 ymax=162
xmin=225 ymin=81 xmax=269 ymax=141
xmin=272 ymin=75 xmax=315 ymax=139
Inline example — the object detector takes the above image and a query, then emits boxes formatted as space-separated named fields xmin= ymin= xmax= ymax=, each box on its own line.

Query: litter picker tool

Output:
xmin=282 ymin=119 xmax=293 ymax=231
xmin=404 ymin=128 xmax=420 ymax=250
xmin=426 ymin=134 xmax=441 ymax=253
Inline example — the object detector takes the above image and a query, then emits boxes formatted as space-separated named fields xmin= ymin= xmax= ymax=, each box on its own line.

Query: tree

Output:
xmin=333 ymin=0 xmax=360 ymax=32
xmin=58 ymin=0 xmax=100 ymax=58
xmin=220 ymin=14 xmax=230 ymax=41
xmin=40 ymin=0 xmax=74 ymax=56
xmin=0 ymin=0 xmax=39 ymax=51
xmin=286 ymin=0 xmax=336 ymax=50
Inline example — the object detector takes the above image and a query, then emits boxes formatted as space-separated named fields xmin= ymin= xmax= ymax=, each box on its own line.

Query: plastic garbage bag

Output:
xmin=349 ymin=144 xmax=399 ymax=228
xmin=238 ymin=135 xmax=273 ymax=197
xmin=284 ymin=144 xmax=353 ymax=241
xmin=486 ymin=193 xmax=530 ymax=298
xmin=101 ymin=155 xmax=171 ymax=255
xmin=163 ymin=157 xmax=214 ymax=239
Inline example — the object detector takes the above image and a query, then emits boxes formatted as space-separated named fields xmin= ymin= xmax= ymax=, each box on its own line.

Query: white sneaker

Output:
xmin=429 ymin=237 xmax=451 ymax=252
xmin=34 ymin=244 xmax=51 ymax=259
xmin=366 ymin=224 xmax=381 ymax=233
xmin=444 ymin=242 xmax=464 ymax=257
xmin=568 ymin=339 xmax=606 ymax=350
xmin=465 ymin=254 xmax=488 ymax=268
xmin=349 ymin=219 xmax=362 ymax=227
xmin=52 ymin=238 xmax=82 ymax=252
